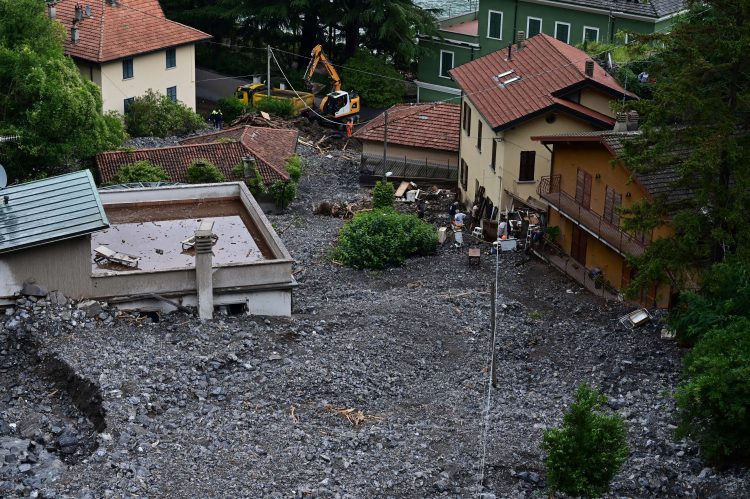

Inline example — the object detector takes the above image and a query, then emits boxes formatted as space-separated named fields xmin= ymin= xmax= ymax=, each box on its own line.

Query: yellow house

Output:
xmin=50 ymin=0 xmax=210 ymax=114
xmin=533 ymin=128 xmax=679 ymax=308
xmin=449 ymin=33 xmax=632 ymax=214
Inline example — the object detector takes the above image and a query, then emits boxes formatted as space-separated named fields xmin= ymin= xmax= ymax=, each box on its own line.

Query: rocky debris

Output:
xmin=21 ymin=281 xmax=48 ymax=298
xmin=1 ymin=146 xmax=749 ymax=497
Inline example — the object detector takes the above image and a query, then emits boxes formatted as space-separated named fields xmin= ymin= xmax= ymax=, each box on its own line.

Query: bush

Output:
xmin=286 ymin=154 xmax=304 ymax=183
xmin=676 ymin=317 xmax=750 ymax=465
xmin=186 ymin=159 xmax=226 ymax=183
xmin=334 ymin=209 xmax=437 ymax=269
xmin=268 ymin=180 xmax=296 ymax=209
xmin=217 ymin=96 xmax=249 ymax=122
xmin=255 ymin=97 xmax=296 ymax=118
xmin=542 ymin=384 xmax=629 ymax=498
xmin=125 ymin=90 xmax=206 ymax=138
xmin=109 ymin=160 xmax=169 ymax=184
xmin=342 ymin=50 xmax=405 ymax=108
xmin=372 ymin=180 xmax=395 ymax=209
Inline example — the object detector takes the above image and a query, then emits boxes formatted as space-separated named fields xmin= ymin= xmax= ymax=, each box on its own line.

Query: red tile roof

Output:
xmin=96 ymin=126 xmax=298 ymax=185
xmin=442 ymin=19 xmax=479 ymax=37
xmin=354 ymin=103 xmax=460 ymax=152
xmin=54 ymin=0 xmax=211 ymax=63
xmin=449 ymin=33 xmax=633 ymax=131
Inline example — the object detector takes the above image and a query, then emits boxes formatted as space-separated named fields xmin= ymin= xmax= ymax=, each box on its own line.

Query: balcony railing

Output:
xmin=538 ymin=175 xmax=646 ymax=257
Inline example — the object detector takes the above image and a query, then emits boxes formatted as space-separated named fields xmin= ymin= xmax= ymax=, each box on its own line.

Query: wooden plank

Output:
xmin=394 ymin=181 xmax=410 ymax=197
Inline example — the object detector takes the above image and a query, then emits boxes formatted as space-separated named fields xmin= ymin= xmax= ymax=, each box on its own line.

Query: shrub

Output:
xmin=334 ymin=209 xmax=437 ymax=269
xmin=125 ymin=89 xmax=206 ymax=137
xmin=372 ymin=180 xmax=394 ymax=209
xmin=217 ymin=96 xmax=249 ymax=122
xmin=286 ymin=154 xmax=304 ymax=183
xmin=186 ymin=159 xmax=226 ymax=183
xmin=268 ymin=180 xmax=296 ymax=209
xmin=232 ymin=162 xmax=266 ymax=196
xmin=109 ymin=160 xmax=169 ymax=184
xmin=342 ymin=50 xmax=405 ymax=109
xmin=542 ymin=384 xmax=629 ymax=498
xmin=255 ymin=97 xmax=296 ymax=118
xmin=676 ymin=317 xmax=750 ymax=465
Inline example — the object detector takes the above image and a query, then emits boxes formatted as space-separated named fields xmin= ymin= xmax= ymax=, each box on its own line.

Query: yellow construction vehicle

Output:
xmin=302 ymin=44 xmax=361 ymax=124
xmin=235 ymin=83 xmax=314 ymax=115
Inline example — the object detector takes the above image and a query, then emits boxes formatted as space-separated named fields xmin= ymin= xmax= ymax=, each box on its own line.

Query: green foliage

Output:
xmin=0 ymin=0 xmax=125 ymax=181
xmin=218 ymin=96 xmax=248 ymax=122
xmin=109 ymin=160 xmax=169 ymax=184
xmin=268 ymin=180 xmax=297 ymax=209
xmin=676 ymin=317 xmax=750 ymax=465
xmin=334 ymin=209 xmax=437 ymax=269
xmin=186 ymin=160 xmax=226 ymax=183
xmin=542 ymin=384 xmax=629 ymax=498
xmin=255 ymin=97 xmax=296 ymax=118
xmin=124 ymin=89 xmax=206 ymax=138
xmin=372 ymin=180 xmax=395 ymax=209
xmin=545 ymin=225 xmax=561 ymax=242
xmin=285 ymin=154 xmax=304 ymax=183
xmin=343 ymin=50 xmax=405 ymax=108
xmin=667 ymin=260 xmax=750 ymax=345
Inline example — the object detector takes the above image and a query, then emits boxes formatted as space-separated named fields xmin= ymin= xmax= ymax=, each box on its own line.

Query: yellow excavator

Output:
xmin=302 ymin=44 xmax=361 ymax=124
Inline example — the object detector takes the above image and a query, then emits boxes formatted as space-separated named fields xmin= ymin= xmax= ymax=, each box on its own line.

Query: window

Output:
xmin=491 ymin=139 xmax=497 ymax=171
xmin=460 ymin=159 xmax=468 ymax=190
xmin=463 ymin=103 xmax=472 ymax=136
xmin=487 ymin=10 xmax=503 ymax=40
xmin=123 ymin=97 xmax=134 ymax=113
xmin=583 ymin=26 xmax=599 ymax=43
xmin=603 ymin=185 xmax=622 ymax=225
xmin=166 ymin=48 xmax=176 ymax=69
xmin=554 ymin=22 xmax=570 ymax=43
xmin=476 ymin=120 xmax=482 ymax=151
xmin=439 ymin=50 xmax=454 ymax=79
xmin=122 ymin=58 xmax=133 ymax=79
xmin=166 ymin=86 xmax=177 ymax=102
xmin=518 ymin=151 xmax=536 ymax=181
xmin=526 ymin=17 xmax=542 ymax=38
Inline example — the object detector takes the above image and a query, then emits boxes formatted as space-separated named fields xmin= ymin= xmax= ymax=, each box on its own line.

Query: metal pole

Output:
xmin=490 ymin=280 xmax=498 ymax=388
xmin=267 ymin=46 xmax=272 ymax=97
xmin=382 ymin=109 xmax=388 ymax=178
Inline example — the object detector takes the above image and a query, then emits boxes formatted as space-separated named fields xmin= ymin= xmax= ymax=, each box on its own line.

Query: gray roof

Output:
xmin=541 ymin=0 xmax=686 ymax=19
xmin=0 ymin=170 xmax=109 ymax=254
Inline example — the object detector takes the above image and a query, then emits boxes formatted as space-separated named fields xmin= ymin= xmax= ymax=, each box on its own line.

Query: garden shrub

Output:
xmin=217 ymin=96 xmax=249 ymax=122
xmin=286 ymin=154 xmax=304 ymax=183
xmin=186 ymin=159 xmax=226 ymax=183
xmin=675 ymin=317 xmax=750 ymax=465
xmin=542 ymin=384 xmax=628 ymax=498
xmin=109 ymin=160 xmax=169 ymax=184
xmin=335 ymin=209 xmax=437 ymax=269
xmin=268 ymin=180 xmax=297 ymax=209
xmin=255 ymin=97 xmax=295 ymax=118
xmin=372 ymin=180 xmax=394 ymax=209
xmin=124 ymin=89 xmax=206 ymax=137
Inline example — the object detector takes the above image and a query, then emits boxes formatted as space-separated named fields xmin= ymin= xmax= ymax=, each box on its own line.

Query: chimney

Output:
xmin=74 ymin=3 xmax=83 ymax=21
xmin=71 ymin=22 xmax=79 ymax=43
xmin=516 ymin=31 xmax=526 ymax=48
xmin=585 ymin=60 xmax=595 ymax=77
xmin=613 ymin=112 xmax=628 ymax=132
xmin=626 ymin=110 xmax=640 ymax=131
xmin=194 ymin=220 xmax=216 ymax=320
xmin=242 ymin=156 xmax=256 ymax=179
xmin=48 ymin=3 xmax=56 ymax=19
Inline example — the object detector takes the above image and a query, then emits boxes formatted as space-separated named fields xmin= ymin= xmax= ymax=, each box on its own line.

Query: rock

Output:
xmin=76 ymin=300 xmax=103 ymax=318
xmin=48 ymin=291 xmax=68 ymax=306
xmin=21 ymin=281 xmax=48 ymax=298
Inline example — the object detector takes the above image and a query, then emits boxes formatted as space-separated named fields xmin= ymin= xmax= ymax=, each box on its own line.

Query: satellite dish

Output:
xmin=0 ymin=164 xmax=7 ymax=189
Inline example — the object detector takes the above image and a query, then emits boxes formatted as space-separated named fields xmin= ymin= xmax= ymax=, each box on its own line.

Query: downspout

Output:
xmin=609 ymin=9 xmax=615 ymax=43
xmin=513 ymin=0 xmax=519 ymax=43
xmin=457 ymin=90 xmax=464 ymax=194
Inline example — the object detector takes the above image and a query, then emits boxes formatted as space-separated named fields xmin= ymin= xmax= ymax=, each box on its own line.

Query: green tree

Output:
xmin=0 ymin=0 xmax=125 ymax=181
xmin=620 ymin=0 xmax=750 ymax=295
xmin=186 ymin=159 xmax=226 ymax=183
xmin=109 ymin=160 xmax=169 ymax=184
xmin=676 ymin=317 xmax=750 ymax=465
xmin=124 ymin=90 xmax=206 ymax=138
xmin=542 ymin=384 xmax=628 ymax=498
xmin=285 ymin=154 xmax=304 ymax=183
xmin=268 ymin=180 xmax=297 ymax=210
xmin=371 ymin=179 xmax=394 ymax=209
xmin=343 ymin=50 xmax=405 ymax=108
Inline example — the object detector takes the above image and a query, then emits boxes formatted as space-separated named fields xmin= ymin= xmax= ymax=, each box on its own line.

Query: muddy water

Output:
xmin=92 ymin=200 xmax=273 ymax=273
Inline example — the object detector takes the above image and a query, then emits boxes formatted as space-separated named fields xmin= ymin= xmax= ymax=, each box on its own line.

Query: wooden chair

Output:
xmin=94 ymin=245 xmax=139 ymax=268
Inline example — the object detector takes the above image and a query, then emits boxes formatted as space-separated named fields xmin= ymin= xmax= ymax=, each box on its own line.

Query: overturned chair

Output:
xmin=94 ymin=245 xmax=140 ymax=268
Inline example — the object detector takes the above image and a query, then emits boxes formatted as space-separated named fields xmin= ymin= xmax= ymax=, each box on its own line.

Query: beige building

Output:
xmin=450 ymin=33 xmax=632 ymax=213
xmin=51 ymin=0 xmax=210 ymax=114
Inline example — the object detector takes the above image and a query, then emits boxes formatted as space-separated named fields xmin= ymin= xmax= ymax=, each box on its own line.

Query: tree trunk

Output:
xmin=344 ymin=23 xmax=359 ymax=60
xmin=300 ymin=9 xmax=319 ymax=56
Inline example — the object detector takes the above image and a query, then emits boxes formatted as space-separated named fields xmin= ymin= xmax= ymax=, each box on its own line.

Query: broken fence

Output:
xmin=359 ymin=152 xmax=457 ymax=186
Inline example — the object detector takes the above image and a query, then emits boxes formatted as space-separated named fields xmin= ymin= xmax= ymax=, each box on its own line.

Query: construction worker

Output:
xmin=217 ymin=109 xmax=223 ymax=129
xmin=346 ymin=119 xmax=354 ymax=138
xmin=210 ymin=109 xmax=219 ymax=128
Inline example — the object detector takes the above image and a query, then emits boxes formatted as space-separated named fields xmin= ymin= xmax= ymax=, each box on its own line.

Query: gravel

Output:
xmin=2 ymin=143 xmax=750 ymax=497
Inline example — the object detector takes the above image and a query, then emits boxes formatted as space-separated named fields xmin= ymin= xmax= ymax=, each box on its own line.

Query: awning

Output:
xmin=504 ymin=190 xmax=548 ymax=212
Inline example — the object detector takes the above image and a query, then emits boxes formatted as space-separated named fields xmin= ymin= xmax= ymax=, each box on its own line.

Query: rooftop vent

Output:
xmin=85 ymin=5 xmax=91 ymax=17
xmin=71 ymin=23 xmax=79 ymax=43
xmin=584 ymin=60 xmax=595 ymax=77
xmin=74 ymin=3 xmax=83 ymax=21
xmin=613 ymin=112 xmax=628 ymax=132
xmin=48 ymin=2 xmax=56 ymax=19
xmin=493 ymin=69 xmax=521 ymax=88
xmin=626 ymin=110 xmax=640 ymax=131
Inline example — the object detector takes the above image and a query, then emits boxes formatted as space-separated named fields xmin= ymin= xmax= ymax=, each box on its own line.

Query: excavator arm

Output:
xmin=302 ymin=44 xmax=342 ymax=93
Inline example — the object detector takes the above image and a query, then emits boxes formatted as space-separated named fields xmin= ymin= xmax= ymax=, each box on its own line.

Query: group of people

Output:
xmin=210 ymin=109 xmax=224 ymax=129
xmin=448 ymin=200 xmax=509 ymax=238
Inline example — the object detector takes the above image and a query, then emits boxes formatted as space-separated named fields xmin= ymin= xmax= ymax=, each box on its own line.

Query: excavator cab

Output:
xmin=303 ymin=44 xmax=361 ymax=124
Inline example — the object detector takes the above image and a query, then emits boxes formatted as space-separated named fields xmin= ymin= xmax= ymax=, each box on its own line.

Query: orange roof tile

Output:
xmin=449 ymin=33 xmax=634 ymax=131
xmin=54 ymin=0 xmax=210 ymax=63
xmin=354 ymin=103 xmax=460 ymax=152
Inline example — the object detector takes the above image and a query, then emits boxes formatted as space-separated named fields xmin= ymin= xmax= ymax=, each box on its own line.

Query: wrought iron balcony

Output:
xmin=538 ymin=175 xmax=646 ymax=257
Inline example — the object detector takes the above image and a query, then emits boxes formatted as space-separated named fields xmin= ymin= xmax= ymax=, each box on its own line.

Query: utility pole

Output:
xmin=490 ymin=280 xmax=498 ymax=388
xmin=382 ymin=109 xmax=388 ymax=178
xmin=267 ymin=45 xmax=271 ymax=97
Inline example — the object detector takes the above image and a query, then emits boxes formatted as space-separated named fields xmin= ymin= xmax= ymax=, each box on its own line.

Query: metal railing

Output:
xmin=360 ymin=152 xmax=457 ymax=181
xmin=538 ymin=175 xmax=646 ymax=257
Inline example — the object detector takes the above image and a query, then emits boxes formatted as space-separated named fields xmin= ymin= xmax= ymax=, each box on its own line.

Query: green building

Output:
xmin=415 ymin=0 xmax=686 ymax=102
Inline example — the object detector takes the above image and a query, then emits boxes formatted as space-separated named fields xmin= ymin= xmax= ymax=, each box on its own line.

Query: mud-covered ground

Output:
xmin=1 ymin=145 xmax=749 ymax=498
